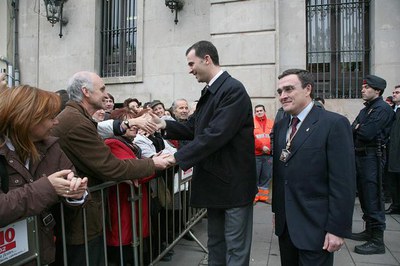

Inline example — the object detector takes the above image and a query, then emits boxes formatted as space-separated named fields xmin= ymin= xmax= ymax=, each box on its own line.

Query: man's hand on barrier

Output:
xmin=152 ymin=153 xmax=172 ymax=170
xmin=149 ymin=112 xmax=166 ymax=130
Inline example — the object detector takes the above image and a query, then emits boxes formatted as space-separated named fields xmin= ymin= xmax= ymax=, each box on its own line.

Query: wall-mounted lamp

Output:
xmin=165 ymin=0 xmax=184 ymax=24
xmin=43 ymin=0 xmax=68 ymax=38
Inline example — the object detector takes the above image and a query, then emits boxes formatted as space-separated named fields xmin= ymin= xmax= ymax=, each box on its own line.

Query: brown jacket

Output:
xmin=52 ymin=101 xmax=155 ymax=244
xmin=0 ymin=136 xmax=74 ymax=264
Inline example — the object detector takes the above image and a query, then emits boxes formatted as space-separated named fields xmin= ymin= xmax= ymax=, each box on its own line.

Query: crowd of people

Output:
xmin=0 ymin=40 xmax=400 ymax=266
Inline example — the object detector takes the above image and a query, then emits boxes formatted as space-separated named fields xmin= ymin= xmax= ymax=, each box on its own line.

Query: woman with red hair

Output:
xmin=0 ymin=85 xmax=88 ymax=265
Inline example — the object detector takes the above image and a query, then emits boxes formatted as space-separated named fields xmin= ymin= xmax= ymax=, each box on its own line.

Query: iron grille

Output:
xmin=306 ymin=0 xmax=370 ymax=99
xmin=101 ymin=0 xmax=137 ymax=78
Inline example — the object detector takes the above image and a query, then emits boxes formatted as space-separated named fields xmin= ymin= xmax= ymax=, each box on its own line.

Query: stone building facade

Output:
xmin=0 ymin=0 xmax=399 ymax=121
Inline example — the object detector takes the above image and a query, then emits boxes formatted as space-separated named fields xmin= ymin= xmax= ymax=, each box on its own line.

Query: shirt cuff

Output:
xmin=65 ymin=190 xmax=89 ymax=205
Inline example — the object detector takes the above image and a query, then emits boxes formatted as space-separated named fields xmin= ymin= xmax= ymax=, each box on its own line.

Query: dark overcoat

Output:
xmin=164 ymin=71 xmax=257 ymax=208
xmin=388 ymin=109 xmax=400 ymax=173
xmin=272 ymin=105 xmax=356 ymax=250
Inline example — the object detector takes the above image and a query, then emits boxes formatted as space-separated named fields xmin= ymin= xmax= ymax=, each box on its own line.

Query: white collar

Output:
xmin=208 ymin=70 xmax=224 ymax=87
xmin=5 ymin=137 xmax=15 ymax=151
xmin=291 ymin=101 xmax=314 ymax=122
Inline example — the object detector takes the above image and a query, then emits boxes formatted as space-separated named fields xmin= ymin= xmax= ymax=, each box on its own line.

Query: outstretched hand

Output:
xmin=128 ymin=112 xmax=158 ymax=134
xmin=148 ymin=112 xmax=167 ymax=130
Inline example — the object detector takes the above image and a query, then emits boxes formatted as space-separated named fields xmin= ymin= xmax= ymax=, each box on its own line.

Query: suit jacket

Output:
xmin=272 ymin=105 xmax=356 ymax=250
xmin=164 ymin=71 xmax=258 ymax=208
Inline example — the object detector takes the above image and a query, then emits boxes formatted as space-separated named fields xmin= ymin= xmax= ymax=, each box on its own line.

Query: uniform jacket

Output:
xmin=253 ymin=115 xmax=274 ymax=155
xmin=52 ymin=101 xmax=155 ymax=245
xmin=352 ymin=96 xmax=394 ymax=147
xmin=164 ymin=71 xmax=258 ymax=208
xmin=388 ymin=109 xmax=400 ymax=173
xmin=272 ymin=105 xmax=356 ymax=250
xmin=0 ymin=136 xmax=73 ymax=264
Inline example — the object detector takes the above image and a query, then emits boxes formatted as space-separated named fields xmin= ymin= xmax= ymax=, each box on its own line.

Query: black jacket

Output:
xmin=352 ymin=96 xmax=394 ymax=147
xmin=164 ymin=71 xmax=257 ymax=208
xmin=388 ymin=109 xmax=400 ymax=173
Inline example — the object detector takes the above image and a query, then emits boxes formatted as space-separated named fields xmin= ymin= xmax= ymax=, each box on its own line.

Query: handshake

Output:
xmin=123 ymin=110 xmax=174 ymax=170
xmin=152 ymin=152 xmax=176 ymax=170
xmin=123 ymin=110 xmax=167 ymax=135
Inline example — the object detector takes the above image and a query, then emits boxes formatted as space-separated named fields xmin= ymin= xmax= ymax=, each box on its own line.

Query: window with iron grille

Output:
xmin=101 ymin=0 xmax=137 ymax=78
xmin=306 ymin=0 xmax=370 ymax=99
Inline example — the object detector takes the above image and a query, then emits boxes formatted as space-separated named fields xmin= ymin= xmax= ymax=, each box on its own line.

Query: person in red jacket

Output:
xmin=105 ymin=108 xmax=155 ymax=265
xmin=253 ymin=104 xmax=274 ymax=203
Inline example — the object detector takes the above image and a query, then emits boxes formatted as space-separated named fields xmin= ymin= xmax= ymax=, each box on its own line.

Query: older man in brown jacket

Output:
xmin=52 ymin=71 xmax=171 ymax=265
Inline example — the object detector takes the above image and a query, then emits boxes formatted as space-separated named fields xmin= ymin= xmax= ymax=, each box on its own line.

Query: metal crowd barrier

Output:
xmin=148 ymin=166 xmax=208 ymax=265
xmin=0 ymin=166 xmax=207 ymax=266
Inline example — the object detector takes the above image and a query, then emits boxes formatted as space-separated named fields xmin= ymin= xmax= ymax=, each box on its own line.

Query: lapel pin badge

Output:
xmin=306 ymin=128 xmax=310 ymax=132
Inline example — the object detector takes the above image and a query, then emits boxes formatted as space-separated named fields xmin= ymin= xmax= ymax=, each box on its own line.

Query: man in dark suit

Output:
xmin=154 ymin=40 xmax=257 ymax=266
xmin=386 ymin=85 xmax=400 ymax=215
xmin=272 ymin=69 xmax=356 ymax=265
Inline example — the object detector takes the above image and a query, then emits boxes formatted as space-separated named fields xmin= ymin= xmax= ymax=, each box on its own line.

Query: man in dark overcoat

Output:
xmin=154 ymin=40 xmax=257 ymax=266
xmin=386 ymin=84 xmax=400 ymax=214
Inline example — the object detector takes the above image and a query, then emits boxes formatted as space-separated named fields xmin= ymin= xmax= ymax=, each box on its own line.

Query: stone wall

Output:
xmin=1 ymin=0 xmax=399 ymax=120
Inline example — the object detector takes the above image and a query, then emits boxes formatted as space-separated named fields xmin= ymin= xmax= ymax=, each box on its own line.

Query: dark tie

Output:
xmin=396 ymin=108 xmax=400 ymax=119
xmin=290 ymin=117 xmax=300 ymax=139
xmin=201 ymin=85 xmax=209 ymax=96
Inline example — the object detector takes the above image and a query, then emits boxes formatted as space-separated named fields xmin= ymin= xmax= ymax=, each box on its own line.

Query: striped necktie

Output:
xmin=290 ymin=117 xmax=300 ymax=139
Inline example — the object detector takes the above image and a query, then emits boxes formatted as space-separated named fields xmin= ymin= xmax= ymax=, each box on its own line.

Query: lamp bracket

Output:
xmin=165 ymin=0 xmax=184 ymax=24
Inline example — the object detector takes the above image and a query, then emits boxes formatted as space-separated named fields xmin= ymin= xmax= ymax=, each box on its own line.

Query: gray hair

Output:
xmin=171 ymin=98 xmax=188 ymax=112
xmin=67 ymin=71 xmax=94 ymax=102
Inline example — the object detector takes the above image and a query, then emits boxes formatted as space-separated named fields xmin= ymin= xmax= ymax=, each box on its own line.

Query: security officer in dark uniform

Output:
xmin=351 ymin=75 xmax=395 ymax=254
